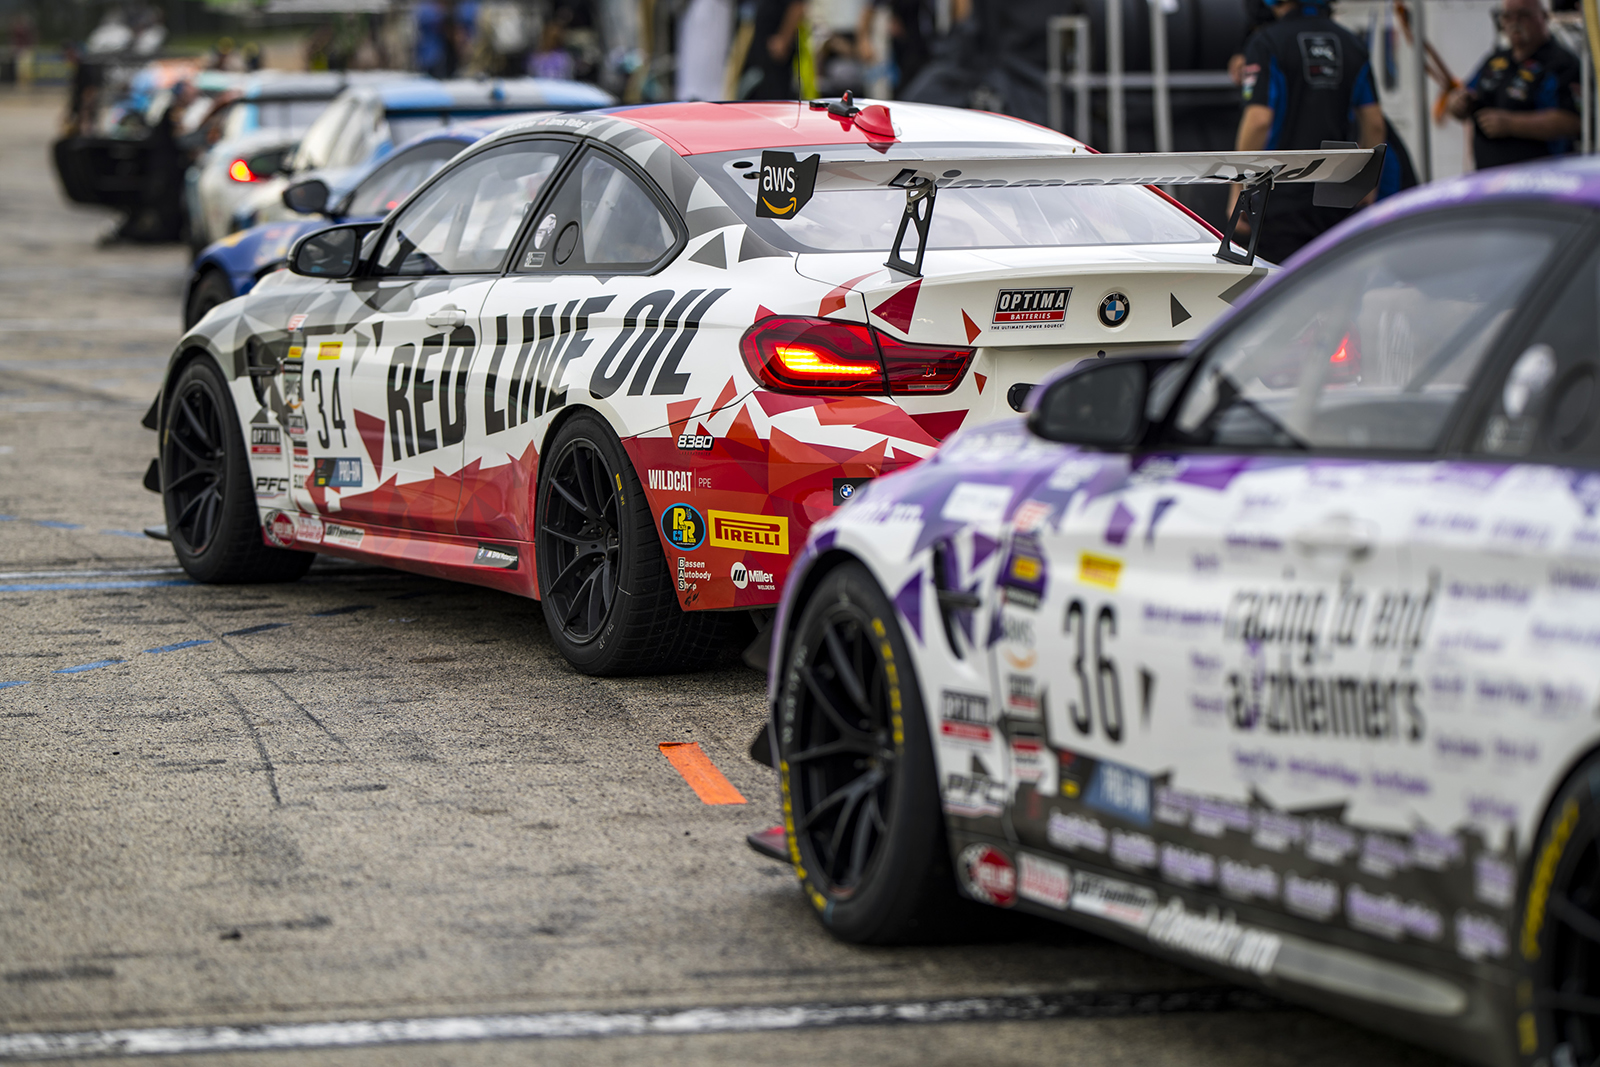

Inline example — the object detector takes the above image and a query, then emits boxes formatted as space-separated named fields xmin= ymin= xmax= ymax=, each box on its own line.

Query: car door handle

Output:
xmin=425 ymin=307 xmax=466 ymax=328
xmin=1290 ymin=515 xmax=1376 ymax=559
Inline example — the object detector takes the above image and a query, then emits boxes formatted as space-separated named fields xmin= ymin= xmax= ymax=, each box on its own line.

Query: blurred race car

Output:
xmin=759 ymin=156 xmax=1600 ymax=1067
xmin=185 ymin=70 xmax=417 ymax=252
xmin=144 ymin=98 xmax=1378 ymax=676
xmin=182 ymin=116 xmax=528 ymax=328
xmin=228 ymin=77 xmax=615 ymax=233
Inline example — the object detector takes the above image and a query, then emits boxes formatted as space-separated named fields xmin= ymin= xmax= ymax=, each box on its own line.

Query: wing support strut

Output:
xmin=885 ymin=168 xmax=937 ymax=278
xmin=1215 ymin=176 xmax=1272 ymax=267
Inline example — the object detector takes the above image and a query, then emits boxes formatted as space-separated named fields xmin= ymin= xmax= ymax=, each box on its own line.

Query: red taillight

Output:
xmin=1328 ymin=333 xmax=1360 ymax=383
xmin=740 ymin=316 xmax=974 ymax=396
xmin=228 ymin=159 xmax=257 ymax=182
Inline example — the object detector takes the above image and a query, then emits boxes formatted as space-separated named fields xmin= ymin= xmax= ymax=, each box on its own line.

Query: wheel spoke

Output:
xmin=1552 ymin=894 xmax=1600 ymax=947
xmin=552 ymin=478 xmax=593 ymax=521
xmin=845 ymin=791 xmax=881 ymax=886
xmin=1539 ymin=991 xmax=1600 ymax=1017
xmin=163 ymin=466 xmax=215 ymax=493
xmin=548 ymin=548 xmax=604 ymax=600
xmin=167 ymin=430 xmax=211 ymax=466
xmin=178 ymin=393 xmax=217 ymax=452
xmin=799 ymin=664 xmax=874 ymax=746
xmin=824 ymin=624 xmax=875 ymax=719
xmin=799 ymin=768 xmax=881 ymax=835
xmin=826 ymin=780 xmax=871 ymax=875
xmin=787 ymin=736 xmax=875 ymax=764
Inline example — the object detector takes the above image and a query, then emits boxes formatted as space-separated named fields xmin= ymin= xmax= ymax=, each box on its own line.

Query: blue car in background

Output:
xmin=183 ymin=116 xmax=525 ymax=328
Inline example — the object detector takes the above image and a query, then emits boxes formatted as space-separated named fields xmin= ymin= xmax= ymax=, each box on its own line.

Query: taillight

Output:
xmin=228 ymin=159 xmax=257 ymax=182
xmin=1328 ymin=332 xmax=1360 ymax=383
xmin=740 ymin=316 xmax=974 ymax=396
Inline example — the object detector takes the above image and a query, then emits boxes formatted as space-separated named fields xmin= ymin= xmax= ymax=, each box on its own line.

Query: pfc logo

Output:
xmin=708 ymin=510 xmax=788 ymax=554
xmin=660 ymin=503 xmax=705 ymax=551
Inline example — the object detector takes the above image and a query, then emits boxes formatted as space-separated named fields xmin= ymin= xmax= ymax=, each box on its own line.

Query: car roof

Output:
xmin=589 ymin=99 xmax=1076 ymax=156
xmin=354 ymin=78 xmax=614 ymax=112
xmin=395 ymin=112 xmax=547 ymax=149
xmin=238 ymin=70 xmax=417 ymax=102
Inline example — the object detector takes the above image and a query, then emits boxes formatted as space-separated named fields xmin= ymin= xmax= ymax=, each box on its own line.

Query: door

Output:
xmin=465 ymin=145 xmax=688 ymax=544
xmin=288 ymin=138 xmax=571 ymax=534
xmin=1001 ymin=210 xmax=1572 ymax=959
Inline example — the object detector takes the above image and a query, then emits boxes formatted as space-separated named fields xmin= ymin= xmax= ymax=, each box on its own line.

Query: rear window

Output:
xmin=688 ymin=145 xmax=1211 ymax=253
xmin=387 ymin=110 xmax=527 ymax=146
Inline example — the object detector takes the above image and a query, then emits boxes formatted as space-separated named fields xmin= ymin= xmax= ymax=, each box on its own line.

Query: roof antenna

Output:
xmin=827 ymin=90 xmax=860 ymax=118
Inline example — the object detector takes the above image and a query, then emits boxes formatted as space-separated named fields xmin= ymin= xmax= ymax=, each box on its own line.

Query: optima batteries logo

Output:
xmin=993 ymin=287 xmax=1071 ymax=326
xmin=709 ymin=511 xmax=788 ymax=554
xmin=660 ymin=503 xmax=705 ymax=551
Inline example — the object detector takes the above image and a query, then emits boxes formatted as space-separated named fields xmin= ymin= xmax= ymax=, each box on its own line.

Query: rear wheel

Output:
xmin=184 ymin=269 xmax=233 ymax=329
xmin=162 ymin=358 xmax=313 ymax=584
xmin=776 ymin=561 xmax=960 ymax=943
xmin=1520 ymin=753 xmax=1600 ymax=1066
xmin=535 ymin=411 xmax=728 ymax=676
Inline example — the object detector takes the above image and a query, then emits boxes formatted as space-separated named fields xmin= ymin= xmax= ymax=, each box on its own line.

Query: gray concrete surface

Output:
xmin=0 ymin=88 xmax=1452 ymax=1065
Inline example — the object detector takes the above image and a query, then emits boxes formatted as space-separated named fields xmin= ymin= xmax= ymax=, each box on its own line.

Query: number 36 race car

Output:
xmin=760 ymin=158 xmax=1600 ymax=1066
xmin=146 ymin=96 xmax=1378 ymax=675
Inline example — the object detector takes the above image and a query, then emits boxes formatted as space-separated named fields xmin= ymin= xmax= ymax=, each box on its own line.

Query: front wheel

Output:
xmin=534 ymin=412 xmax=728 ymax=676
xmin=184 ymin=269 xmax=234 ymax=330
xmin=776 ymin=561 xmax=960 ymax=944
xmin=162 ymin=358 xmax=313 ymax=584
xmin=1518 ymin=753 xmax=1600 ymax=1066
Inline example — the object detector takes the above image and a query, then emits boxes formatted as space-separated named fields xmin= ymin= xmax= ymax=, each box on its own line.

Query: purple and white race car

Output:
xmin=758 ymin=157 xmax=1600 ymax=1067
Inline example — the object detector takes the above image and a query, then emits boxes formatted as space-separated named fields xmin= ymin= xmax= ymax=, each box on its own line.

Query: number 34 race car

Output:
xmin=145 ymin=97 xmax=1377 ymax=675
xmin=761 ymin=158 xmax=1600 ymax=1066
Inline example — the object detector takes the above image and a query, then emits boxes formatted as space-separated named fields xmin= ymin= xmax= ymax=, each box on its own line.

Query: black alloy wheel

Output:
xmin=540 ymin=435 xmax=622 ymax=644
xmin=185 ymin=269 xmax=234 ymax=330
xmin=534 ymin=412 xmax=730 ymax=676
xmin=1522 ymin=757 xmax=1600 ymax=1067
xmin=777 ymin=561 xmax=958 ymax=943
xmin=161 ymin=358 xmax=313 ymax=584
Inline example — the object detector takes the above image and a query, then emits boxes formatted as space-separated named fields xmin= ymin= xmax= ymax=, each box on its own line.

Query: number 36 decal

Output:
xmin=1058 ymin=600 xmax=1124 ymax=745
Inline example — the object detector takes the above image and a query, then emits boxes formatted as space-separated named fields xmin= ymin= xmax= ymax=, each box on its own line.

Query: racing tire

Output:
xmin=776 ymin=561 xmax=961 ymax=944
xmin=184 ymin=269 xmax=234 ymax=330
xmin=535 ymin=411 xmax=729 ymax=676
xmin=161 ymin=358 xmax=314 ymax=585
xmin=1518 ymin=751 xmax=1600 ymax=1066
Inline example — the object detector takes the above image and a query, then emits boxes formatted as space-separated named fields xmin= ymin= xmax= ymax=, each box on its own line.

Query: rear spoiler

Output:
xmin=767 ymin=143 xmax=1386 ymax=274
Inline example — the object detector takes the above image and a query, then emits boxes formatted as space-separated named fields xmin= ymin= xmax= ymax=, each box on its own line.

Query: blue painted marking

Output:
xmin=143 ymin=639 xmax=212 ymax=655
xmin=100 ymin=530 xmax=148 ymax=539
xmin=0 ymin=579 xmax=191 ymax=592
xmin=34 ymin=520 xmax=83 ymax=530
xmin=0 ymin=515 xmax=16 ymax=521
xmin=0 ymin=680 xmax=27 ymax=689
xmin=55 ymin=660 xmax=124 ymax=674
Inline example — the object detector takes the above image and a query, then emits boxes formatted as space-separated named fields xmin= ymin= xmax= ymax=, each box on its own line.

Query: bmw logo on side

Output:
xmin=660 ymin=502 xmax=705 ymax=551
xmin=1098 ymin=293 xmax=1131 ymax=328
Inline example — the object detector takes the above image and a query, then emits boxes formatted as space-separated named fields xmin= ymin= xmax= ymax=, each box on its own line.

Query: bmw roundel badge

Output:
xmin=1098 ymin=292 xmax=1130 ymax=328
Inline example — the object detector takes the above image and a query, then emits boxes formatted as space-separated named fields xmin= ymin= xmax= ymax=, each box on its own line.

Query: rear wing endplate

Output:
xmin=801 ymin=144 xmax=1386 ymax=274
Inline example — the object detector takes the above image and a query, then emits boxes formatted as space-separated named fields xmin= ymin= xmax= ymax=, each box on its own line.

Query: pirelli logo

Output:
xmin=709 ymin=510 xmax=789 ymax=554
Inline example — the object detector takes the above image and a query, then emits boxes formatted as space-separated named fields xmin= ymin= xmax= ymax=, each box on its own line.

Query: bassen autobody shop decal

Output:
xmin=919 ymin=454 xmax=1600 ymax=980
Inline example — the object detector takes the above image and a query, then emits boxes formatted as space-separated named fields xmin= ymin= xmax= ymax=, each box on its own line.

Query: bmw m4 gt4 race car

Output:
xmin=761 ymin=157 xmax=1600 ymax=1067
xmin=146 ymin=97 xmax=1378 ymax=675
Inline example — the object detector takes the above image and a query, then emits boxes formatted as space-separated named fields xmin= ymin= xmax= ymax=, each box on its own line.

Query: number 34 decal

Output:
xmin=310 ymin=367 xmax=348 ymax=450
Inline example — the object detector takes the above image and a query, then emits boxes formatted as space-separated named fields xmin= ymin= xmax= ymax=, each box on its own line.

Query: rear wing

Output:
xmin=761 ymin=144 xmax=1386 ymax=274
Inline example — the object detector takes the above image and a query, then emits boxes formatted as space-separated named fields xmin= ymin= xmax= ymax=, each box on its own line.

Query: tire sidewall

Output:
xmin=1518 ymin=753 xmax=1600 ymax=1065
xmin=163 ymin=358 xmax=254 ymax=580
xmin=777 ymin=561 xmax=946 ymax=943
xmin=535 ymin=412 xmax=648 ymax=673
xmin=186 ymin=270 xmax=232 ymax=330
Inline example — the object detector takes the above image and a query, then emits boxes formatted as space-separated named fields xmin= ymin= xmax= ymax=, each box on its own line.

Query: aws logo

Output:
xmin=661 ymin=503 xmax=705 ymax=551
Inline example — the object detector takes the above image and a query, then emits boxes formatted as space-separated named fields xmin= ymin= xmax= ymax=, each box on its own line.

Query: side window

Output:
xmin=373 ymin=140 xmax=568 ymax=276
xmin=1475 ymin=248 xmax=1600 ymax=461
xmin=341 ymin=141 xmax=462 ymax=218
xmin=291 ymin=95 xmax=354 ymax=172
xmin=1172 ymin=219 xmax=1563 ymax=452
xmin=514 ymin=149 xmax=677 ymax=274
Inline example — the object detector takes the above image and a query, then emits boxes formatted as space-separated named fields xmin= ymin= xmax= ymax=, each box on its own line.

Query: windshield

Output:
xmin=688 ymin=146 xmax=1211 ymax=253
xmin=223 ymin=99 xmax=334 ymax=140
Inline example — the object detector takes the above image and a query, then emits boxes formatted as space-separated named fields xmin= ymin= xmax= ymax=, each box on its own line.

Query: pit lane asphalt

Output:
xmin=0 ymin=89 xmax=1450 ymax=1067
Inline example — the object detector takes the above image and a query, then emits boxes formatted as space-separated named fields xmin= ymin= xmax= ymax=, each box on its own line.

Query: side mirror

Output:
xmin=288 ymin=223 xmax=370 ymax=279
xmin=282 ymin=178 xmax=330 ymax=215
xmin=1027 ymin=358 xmax=1152 ymax=447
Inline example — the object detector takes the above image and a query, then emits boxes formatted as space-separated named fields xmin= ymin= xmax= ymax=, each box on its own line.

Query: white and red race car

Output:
xmin=147 ymin=98 xmax=1379 ymax=674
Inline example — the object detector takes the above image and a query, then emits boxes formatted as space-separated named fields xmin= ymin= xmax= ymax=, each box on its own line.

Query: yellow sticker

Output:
xmin=708 ymin=510 xmax=789 ymax=554
xmin=1078 ymin=551 xmax=1122 ymax=589
xmin=287 ymin=345 xmax=304 ymax=360
xmin=317 ymin=341 xmax=342 ymax=361
xmin=1011 ymin=556 xmax=1042 ymax=582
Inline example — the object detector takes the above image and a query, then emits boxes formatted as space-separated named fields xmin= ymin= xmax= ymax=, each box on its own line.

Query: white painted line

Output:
xmin=0 ymin=989 xmax=1273 ymax=1060
xmin=0 ymin=568 xmax=186 ymax=581
xmin=0 ymin=319 xmax=176 ymax=334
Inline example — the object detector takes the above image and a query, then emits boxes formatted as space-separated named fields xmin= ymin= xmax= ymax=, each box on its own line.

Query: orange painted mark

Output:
xmin=659 ymin=742 xmax=746 ymax=805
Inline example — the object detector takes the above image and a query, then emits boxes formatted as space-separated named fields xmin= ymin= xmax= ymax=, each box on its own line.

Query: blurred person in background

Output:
xmin=741 ymin=0 xmax=806 ymax=99
xmin=1445 ymin=0 xmax=1580 ymax=170
xmin=856 ymin=0 xmax=933 ymax=94
xmin=415 ymin=0 xmax=477 ymax=77
xmin=677 ymin=0 xmax=734 ymax=99
xmin=1233 ymin=0 xmax=1385 ymax=262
